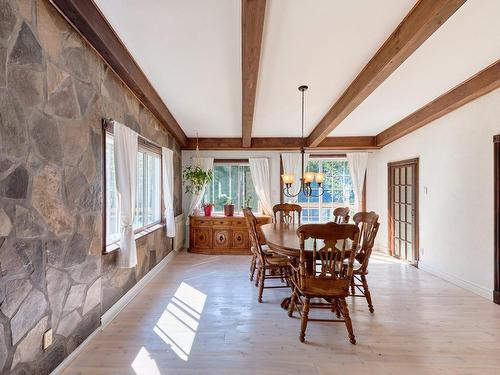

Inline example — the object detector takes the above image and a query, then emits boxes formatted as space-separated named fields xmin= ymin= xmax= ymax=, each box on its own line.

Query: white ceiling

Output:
xmin=332 ymin=0 xmax=500 ymax=136
xmin=94 ymin=0 xmax=242 ymax=138
xmin=94 ymin=0 xmax=499 ymax=141
xmin=252 ymin=0 xmax=416 ymax=137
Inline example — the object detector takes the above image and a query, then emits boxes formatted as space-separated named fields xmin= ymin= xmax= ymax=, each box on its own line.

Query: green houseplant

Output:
xmin=242 ymin=197 xmax=253 ymax=211
xmin=182 ymin=165 xmax=213 ymax=194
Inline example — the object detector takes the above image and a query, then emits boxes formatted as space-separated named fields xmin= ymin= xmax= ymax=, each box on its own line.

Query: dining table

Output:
xmin=260 ymin=222 xmax=355 ymax=259
xmin=259 ymin=222 xmax=356 ymax=309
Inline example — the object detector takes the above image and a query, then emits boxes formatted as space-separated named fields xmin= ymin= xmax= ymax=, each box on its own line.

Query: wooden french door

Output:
xmin=388 ymin=158 xmax=419 ymax=265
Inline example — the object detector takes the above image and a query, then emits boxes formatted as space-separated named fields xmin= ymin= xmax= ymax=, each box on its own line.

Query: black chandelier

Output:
xmin=281 ymin=85 xmax=324 ymax=198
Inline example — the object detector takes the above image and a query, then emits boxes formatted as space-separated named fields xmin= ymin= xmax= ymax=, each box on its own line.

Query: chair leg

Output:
xmin=288 ymin=287 xmax=297 ymax=317
xmin=299 ymin=297 xmax=310 ymax=343
xmin=361 ymin=275 xmax=374 ymax=313
xmin=258 ymin=268 xmax=265 ymax=303
xmin=350 ymin=276 xmax=356 ymax=295
xmin=255 ymin=266 xmax=260 ymax=287
xmin=332 ymin=298 xmax=341 ymax=319
xmin=250 ymin=254 xmax=256 ymax=281
xmin=340 ymin=298 xmax=356 ymax=345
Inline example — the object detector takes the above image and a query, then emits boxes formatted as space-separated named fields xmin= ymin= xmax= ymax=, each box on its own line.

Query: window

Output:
xmin=105 ymin=133 xmax=162 ymax=245
xmin=134 ymin=149 xmax=162 ymax=230
xmin=203 ymin=162 xmax=259 ymax=213
xmin=106 ymin=134 xmax=120 ymax=244
xmin=295 ymin=158 xmax=355 ymax=223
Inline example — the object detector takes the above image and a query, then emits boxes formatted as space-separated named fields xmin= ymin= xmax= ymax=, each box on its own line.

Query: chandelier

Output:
xmin=282 ymin=85 xmax=324 ymax=198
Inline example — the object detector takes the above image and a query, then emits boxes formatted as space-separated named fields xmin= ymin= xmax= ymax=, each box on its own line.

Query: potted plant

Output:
xmin=223 ymin=197 xmax=234 ymax=217
xmin=202 ymin=202 xmax=214 ymax=217
xmin=182 ymin=165 xmax=213 ymax=195
xmin=242 ymin=197 xmax=253 ymax=211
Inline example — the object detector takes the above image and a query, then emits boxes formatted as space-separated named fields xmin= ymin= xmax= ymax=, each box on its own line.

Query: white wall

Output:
xmin=367 ymin=88 xmax=500 ymax=300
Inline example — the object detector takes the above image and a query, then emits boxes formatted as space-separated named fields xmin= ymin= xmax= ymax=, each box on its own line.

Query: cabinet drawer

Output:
xmin=192 ymin=218 xmax=212 ymax=226
xmin=231 ymin=219 xmax=246 ymax=227
xmin=212 ymin=219 xmax=232 ymax=226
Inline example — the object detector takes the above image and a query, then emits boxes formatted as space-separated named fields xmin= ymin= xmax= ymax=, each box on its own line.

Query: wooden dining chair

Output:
xmin=243 ymin=209 xmax=291 ymax=303
xmin=248 ymin=217 xmax=267 ymax=283
xmin=333 ymin=207 xmax=350 ymax=223
xmin=288 ymin=222 xmax=360 ymax=344
xmin=273 ymin=203 xmax=302 ymax=225
xmin=351 ymin=211 xmax=380 ymax=313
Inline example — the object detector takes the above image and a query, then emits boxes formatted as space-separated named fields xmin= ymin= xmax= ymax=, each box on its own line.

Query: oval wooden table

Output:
xmin=260 ymin=223 xmax=355 ymax=309
xmin=260 ymin=223 xmax=302 ymax=256
xmin=260 ymin=223 xmax=354 ymax=258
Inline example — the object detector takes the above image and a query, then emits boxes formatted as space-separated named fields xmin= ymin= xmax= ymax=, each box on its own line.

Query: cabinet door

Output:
xmin=193 ymin=227 xmax=211 ymax=249
xmin=232 ymin=230 xmax=248 ymax=249
xmin=213 ymin=229 xmax=231 ymax=248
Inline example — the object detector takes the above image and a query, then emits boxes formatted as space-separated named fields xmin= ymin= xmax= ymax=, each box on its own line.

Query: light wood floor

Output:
xmin=64 ymin=251 xmax=500 ymax=375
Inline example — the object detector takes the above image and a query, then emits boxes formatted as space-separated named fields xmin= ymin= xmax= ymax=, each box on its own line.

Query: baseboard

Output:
xmin=50 ymin=249 xmax=178 ymax=375
xmin=49 ymin=324 xmax=101 ymax=375
xmin=101 ymin=249 xmax=178 ymax=327
xmin=173 ymin=213 xmax=185 ymax=251
xmin=419 ymin=262 xmax=492 ymax=301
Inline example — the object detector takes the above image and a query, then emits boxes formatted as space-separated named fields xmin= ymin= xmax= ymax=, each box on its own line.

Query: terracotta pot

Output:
xmin=203 ymin=205 xmax=213 ymax=216
xmin=224 ymin=204 xmax=235 ymax=217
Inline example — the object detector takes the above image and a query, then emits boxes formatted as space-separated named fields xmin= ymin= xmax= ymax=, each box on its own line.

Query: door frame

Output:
xmin=493 ymin=135 xmax=500 ymax=304
xmin=387 ymin=158 xmax=420 ymax=264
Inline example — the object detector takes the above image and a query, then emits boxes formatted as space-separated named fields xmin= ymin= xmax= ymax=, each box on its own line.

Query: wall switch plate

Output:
xmin=43 ymin=329 xmax=53 ymax=350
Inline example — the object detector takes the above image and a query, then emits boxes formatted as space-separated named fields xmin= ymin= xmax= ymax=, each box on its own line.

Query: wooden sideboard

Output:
xmin=188 ymin=214 xmax=272 ymax=255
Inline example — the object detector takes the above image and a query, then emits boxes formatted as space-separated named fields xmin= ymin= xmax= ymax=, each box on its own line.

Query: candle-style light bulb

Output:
xmin=281 ymin=174 xmax=294 ymax=185
xmin=304 ymin=172 xmax=315 ymax=184
xmin=315 ymin=173 xmax=325 ymax=185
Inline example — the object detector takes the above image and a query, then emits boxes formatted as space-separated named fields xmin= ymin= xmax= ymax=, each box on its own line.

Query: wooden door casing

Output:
xmin=388 ymin=158 xmax=419 ymax=265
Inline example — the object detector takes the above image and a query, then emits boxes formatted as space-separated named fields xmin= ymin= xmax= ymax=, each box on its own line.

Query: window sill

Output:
xmin=103 ymin=223 xmax=165 ymax=255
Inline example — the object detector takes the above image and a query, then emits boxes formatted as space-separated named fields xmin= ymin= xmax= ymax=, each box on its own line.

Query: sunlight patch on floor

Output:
xmin=153 ymin=282 xmax=207 ymax=361
xmin=131 ymin=347 xmax=161 ymax=375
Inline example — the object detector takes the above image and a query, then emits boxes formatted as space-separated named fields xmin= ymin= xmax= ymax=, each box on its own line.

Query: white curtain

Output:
xmin=249 ymin=158 xmax=273 ymax=216
xmin=281 ymin=153 xmax=309 ymax=203
xmin=162 ymin=147 xmax=175 ymax=238
xmin=184 ymin=157 xmax=214 ymax=223
xmin=113 ymin=121 xmax=138 ymax=268
xmin=347 ymin=153 xmax=368 ymax=212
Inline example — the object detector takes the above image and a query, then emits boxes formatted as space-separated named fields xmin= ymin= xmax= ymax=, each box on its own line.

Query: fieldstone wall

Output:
xmin=0 ymin=0 xmax=183 ymax=373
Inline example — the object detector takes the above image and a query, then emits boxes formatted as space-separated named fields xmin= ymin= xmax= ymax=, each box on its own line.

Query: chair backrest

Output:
xmin=243 ymin=208 xmax=266 ymax=265
xmin=296 ymin=222 xmax=360 ymax=290
xmin=352 ymin=211 xmax=380 ymax=272
xmin=273 ymin=203 xmax=302 ymax=224
xmin=333 ymin=207 xmax=350 ymax=224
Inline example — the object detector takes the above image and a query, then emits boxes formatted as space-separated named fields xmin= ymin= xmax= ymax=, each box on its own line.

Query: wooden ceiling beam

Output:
xmin=376 ymin=60 xmax=500 ymax=147
xmin=183 ymin=136 xmax=378 ymax=150
xmin=307 ymin=0 xmax=466 ymax=148
xmin=50 ymin=0 xmax=187 ymax=146
xmin=241 ymin=0 xmax=267 ymax=147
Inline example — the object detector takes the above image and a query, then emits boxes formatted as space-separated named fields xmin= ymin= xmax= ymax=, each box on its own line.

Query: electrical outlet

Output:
xmin=43 ymin=329 xmax=53 ymax=350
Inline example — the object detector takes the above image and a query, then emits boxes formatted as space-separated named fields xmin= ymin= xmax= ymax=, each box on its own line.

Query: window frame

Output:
xmin=281 ymin=154 xmax=364 ymax=223
xmin=133 ymin=146 xmax=163 ymax=233
xmin=204 ymin=159 xmax=261 ymax=215
xmin=102 ymin=123 xmax=164 ymax=254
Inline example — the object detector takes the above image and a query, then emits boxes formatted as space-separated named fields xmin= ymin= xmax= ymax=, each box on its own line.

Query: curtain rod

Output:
xmin=102 ymin=117 xmax=165 ymax=152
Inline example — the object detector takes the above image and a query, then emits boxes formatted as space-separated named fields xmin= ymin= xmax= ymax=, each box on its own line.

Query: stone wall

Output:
xmin=0 ymin=0 xmax=183 ymax=373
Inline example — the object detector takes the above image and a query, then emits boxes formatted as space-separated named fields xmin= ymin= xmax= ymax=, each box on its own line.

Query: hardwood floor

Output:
xmin=63 ymin=251 xmax=500 ymax=375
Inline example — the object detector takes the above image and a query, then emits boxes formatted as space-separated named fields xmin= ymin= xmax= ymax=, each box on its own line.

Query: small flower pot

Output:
xmin=224 ymin=204 xmax=235 ymax=217
xmin=203 ymin=205 xmax=213 ymax=216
